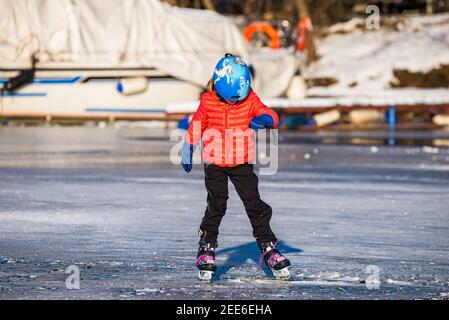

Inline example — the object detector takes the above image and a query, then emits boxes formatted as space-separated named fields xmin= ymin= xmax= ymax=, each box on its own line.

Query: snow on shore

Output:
xmin=305 ymin=13 xmax=449 ymax=91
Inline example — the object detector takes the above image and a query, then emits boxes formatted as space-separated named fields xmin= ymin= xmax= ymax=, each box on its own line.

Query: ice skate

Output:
xmin=259 ymin=241 xmax=291 ymax=280
xmin=195 ymin=242 xmax=217 ymax=282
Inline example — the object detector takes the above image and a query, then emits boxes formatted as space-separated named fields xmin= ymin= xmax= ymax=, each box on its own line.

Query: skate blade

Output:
xmin=198 ymin=271 xmax=214 ymax=282
xmin=272 ymin=267 xmax=290 ymax=280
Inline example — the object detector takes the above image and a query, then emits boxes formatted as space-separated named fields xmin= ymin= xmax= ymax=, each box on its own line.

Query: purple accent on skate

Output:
xmin=195 ymin=254 xmax=214 ymax=267
xmin=258 ymin=240 xmax=281 ymax=268
xmin=267 ymin=253 xmax=285 ymax=269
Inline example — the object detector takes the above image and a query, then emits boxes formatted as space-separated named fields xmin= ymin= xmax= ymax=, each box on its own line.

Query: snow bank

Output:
xmin=305 ymin=13 xmax=449 ymax=91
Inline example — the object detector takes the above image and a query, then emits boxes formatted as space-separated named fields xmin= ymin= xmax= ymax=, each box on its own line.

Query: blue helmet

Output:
xmin=212 ymin=54 xmax=251 ymax=102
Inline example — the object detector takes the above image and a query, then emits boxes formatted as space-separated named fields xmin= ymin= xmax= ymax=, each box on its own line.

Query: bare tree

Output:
xmin=295 ymin=0 xmax=310 ymax=17
xmin=243 ymin=0 xmax=255 ymax=19
xmin=201 ymin=0 xmax=215 ymax=11
xmin=426 ymin=0 xmax=434 ymax=14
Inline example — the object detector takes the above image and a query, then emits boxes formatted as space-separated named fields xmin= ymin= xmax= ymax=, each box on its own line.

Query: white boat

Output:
xmin=0 ymin=67 xmax=201 ymax=120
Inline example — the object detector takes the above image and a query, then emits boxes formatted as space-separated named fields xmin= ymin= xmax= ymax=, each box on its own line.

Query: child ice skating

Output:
xmin=181 ymin=54 xmax=290 ymax=281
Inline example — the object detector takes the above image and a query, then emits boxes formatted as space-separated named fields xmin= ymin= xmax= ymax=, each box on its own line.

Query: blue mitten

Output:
xmin=181 ymin=142 xmax=195 ymax=173
xmin=177 ymin=116 xmax=190 ymax=131
xmin=249 ymin=114 xmax=275 ymax=132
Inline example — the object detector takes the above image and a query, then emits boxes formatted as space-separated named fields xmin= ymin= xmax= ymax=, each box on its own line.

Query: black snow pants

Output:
xmin=199 ymin=163 xmax=277 ymax=247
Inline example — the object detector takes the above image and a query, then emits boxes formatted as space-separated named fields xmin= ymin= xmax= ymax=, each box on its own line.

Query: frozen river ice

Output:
xmin=0 ymin=126 xmax=448 ymax=300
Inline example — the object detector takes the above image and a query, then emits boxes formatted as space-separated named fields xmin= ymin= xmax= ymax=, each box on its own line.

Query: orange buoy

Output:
xmin=243 ymin=22 xmax=280 ymax=49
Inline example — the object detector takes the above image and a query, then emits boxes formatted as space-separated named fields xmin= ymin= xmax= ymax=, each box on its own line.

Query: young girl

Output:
xmin=181 ymin=54 xmax=290 ymax=281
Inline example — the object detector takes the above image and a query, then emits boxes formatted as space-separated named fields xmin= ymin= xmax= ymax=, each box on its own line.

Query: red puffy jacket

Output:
xmin=185 ymin=89 xmax=279 ymax=167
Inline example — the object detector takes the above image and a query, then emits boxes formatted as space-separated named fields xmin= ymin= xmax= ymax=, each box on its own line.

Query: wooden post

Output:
xmin=387 ymin=106 xmax=397 ymax=129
